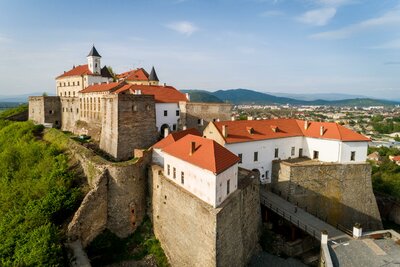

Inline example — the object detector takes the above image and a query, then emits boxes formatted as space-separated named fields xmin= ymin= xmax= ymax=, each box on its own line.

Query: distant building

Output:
xmin=367 ymin=151 xmax=381 ymax=162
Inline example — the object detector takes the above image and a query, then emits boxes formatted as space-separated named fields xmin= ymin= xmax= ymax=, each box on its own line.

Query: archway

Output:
xmin=160 ymin=124 xmax=170 ymax=138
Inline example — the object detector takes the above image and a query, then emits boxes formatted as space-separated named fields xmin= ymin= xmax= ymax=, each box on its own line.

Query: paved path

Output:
xmin=260 ymin=190 xmax=349 ymax=241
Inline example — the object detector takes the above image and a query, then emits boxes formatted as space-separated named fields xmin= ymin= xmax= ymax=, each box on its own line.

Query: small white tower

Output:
xmin=87 ymin=45 xmax=101 ymax=75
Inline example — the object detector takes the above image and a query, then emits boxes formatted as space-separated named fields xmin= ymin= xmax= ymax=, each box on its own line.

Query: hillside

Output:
xmin=184 ymin=88 xmax=400 ymax=106
xmin=180 ymin=90 xmax=224 ymax=103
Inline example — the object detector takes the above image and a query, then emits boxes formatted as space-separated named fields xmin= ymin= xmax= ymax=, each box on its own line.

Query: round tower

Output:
xmin=87 ymin=45 xmax=102 ymax=75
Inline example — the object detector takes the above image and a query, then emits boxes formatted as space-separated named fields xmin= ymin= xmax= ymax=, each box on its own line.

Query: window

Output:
xmin=49 ymin=110 xmax=53 ymax=114
xmin=351 ymin=151 xmax=356 ymax=161
xmin=181 ymin=172 xmax=184 ymax=184
xmin=198 ymin=118 xmax=203 ymax=126
xmin=265 ymin=170 xmax=269 ymax=179
xmin=176 ymin=110 xmax=180 ymax=116
xmin=254 ymin=151 xmax=258 ymax=162
xmin=291 ymin=147 xmax=295 ymax=156
xmin=172 ymin=124 xmax=177 ymax=131
xmin=167 ymin=165 xmax=170 ymax=176
xmin=164 ymin=110 xmax=168 ymax=116
xmin=299 ymin=148 xmax=303 ymax=157
xmin=274 ymin=148 xmax=279 ymax=158
xmin=77 ymin=81 xmax=80 ymax=86
xmin=313 ymin=151 xmax=319 ymax=159
xmin=173 ymin=167 xmax=176 ymax=179
xmin=227 ymin=179 xmax=230 ymax=195
xmin=238 ymin=153 xmax=243 ymax=163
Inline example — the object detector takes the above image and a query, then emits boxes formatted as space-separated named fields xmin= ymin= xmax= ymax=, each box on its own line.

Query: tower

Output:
xmin=87 ymin=45 xmax=102 ymax=75
xmin=149 ymin=66 xmax=159 ymax=85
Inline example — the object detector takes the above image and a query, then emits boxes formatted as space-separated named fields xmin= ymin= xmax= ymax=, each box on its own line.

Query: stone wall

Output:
xmin=29 ymin=96 xmax=61 ymax=127
xmin=149 ymin=165 xmax=261 ymax=267
xmin=271 ymin=159 xmax=382 ymax=231
xmin=179 ymin=102 xmax=232 ymax=132
xmin=100 ymin=94 xmax=158 ymax=160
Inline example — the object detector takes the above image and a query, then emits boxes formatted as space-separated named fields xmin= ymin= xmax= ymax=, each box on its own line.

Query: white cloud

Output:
xmin=371 ymin=39 xmax=400 ymax=50
xmin=314 ymin=0 xmax=354 ymax=7
xmin=0 ymin=35 xmax=12 ymax=44
xmin=298 ymin=7 xmax=336 ymax=26
xmin=166 ymin=21 xmax=198 ymax=36
xmin=311 ymin=7 xmax=400 ymax=40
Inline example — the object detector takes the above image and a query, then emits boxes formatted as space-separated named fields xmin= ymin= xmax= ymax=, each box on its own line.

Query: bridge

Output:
xmin=260 ymin=189 xmax=350 ymax=241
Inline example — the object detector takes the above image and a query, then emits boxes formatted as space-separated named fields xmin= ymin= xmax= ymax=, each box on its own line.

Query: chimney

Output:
xmin=248 ymin=116 xmax=253 ymax=120
xmin=320 ymin=126 xmax=324 ymax=136
xmin=163 ymin=83 xmax=167 ymax=87
xmin=231 ymin=116 xmax=235 ymax=121
xmin=353 ymin=223 xmax=362 ymax=239
xmin=321 ymin=230 xmax=328 ymax=245
xmin=107 ymin=80 xmax=110 ymax=84
xmin=183 ymin=125 xmax=187 ymax=130
xmin=190 ymin=141 xmax=196 ymax=155
xmin=304 ymin=120 xmax=309 ymax=130
xmin=222 ymin=125 xmax=228 ymax=138
xmin=186 ymin=93 xmax=190 ymax=101
xmin=164 ymin=127 xmax=169 ymax=138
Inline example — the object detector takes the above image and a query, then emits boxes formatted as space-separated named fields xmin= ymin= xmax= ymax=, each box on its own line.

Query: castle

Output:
xmin=28 ymin=46 xmax=383 ymax=266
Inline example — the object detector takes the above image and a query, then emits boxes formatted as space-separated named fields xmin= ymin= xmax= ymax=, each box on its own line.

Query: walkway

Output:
xmin=260 ymin=189 xmax=349 ymax=241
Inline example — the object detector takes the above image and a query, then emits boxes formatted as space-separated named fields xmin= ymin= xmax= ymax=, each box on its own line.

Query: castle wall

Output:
xmin=60 ymin=96 xmax=80 ymax=132
xmin=28 ymin=96 xmax=61 ymax=127
xmin=271 ymin=160 xmax=383 ymax=231
xmin=100 ymin=94 xmax=157 ymax=160
xmin=150 ymin=165 xmax=261 ymax=267
xmin=179 ymin=102 xmax=232 ymax=132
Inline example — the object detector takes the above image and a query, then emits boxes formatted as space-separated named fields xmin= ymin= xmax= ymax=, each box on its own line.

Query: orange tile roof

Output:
xmin=114 ymin=84 xmax=188 ymax=103
xmin=212 ymin=119 xmax=370 ymax=143
xmin=116 ymin=68 xmax=149 ymax=81
xmin=163 ymin=134 xmax=240 ymax=174
xmin=153 ymin=128 xmax=202 ymax=149
xmin=79 ymin=81 xmax=126 ymax=93
xmin=391 ymin=156 xmax=400 ymax=162
xmin=57 ymin=64 xmax=93 ymax=79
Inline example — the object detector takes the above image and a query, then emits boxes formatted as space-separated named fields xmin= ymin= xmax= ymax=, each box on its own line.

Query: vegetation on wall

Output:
xmin=0 ymin=117 xmax=82 ymax=266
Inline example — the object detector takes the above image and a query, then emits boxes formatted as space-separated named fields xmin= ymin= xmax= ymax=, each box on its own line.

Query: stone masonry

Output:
xmin=28 ymin=96 xmax=61 ymax=127
xmin=271 ymin=158 xmax=383 ymax=231
xmin=149 ymin=165 xmax=261 ymax=267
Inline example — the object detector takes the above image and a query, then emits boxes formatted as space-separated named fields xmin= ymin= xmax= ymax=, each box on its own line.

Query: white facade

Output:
xmin=224 ymin=136 xmax=368 ymax=184
xmin=87 ymin=55 xmax=101 ymax=75
xmin=152 ymin=148 xmax=164 ymax=166
xmin=85 ymin=75 xmax=111 ymax=88
xmin=155 ymin=103 xmax=181 ymax=132
xmin=163 ymin=152 xmax=238 ymax=208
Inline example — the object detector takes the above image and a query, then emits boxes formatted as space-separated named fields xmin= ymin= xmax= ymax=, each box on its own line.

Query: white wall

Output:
xmin=163 ymin=153 xmax=237 ymax=207
xmin=152 ymin=148 xmax=164 ymax=166
xmin=303 ymin=138 xmax=341 ymax=162
xmin=226 ymin=137 xmax=303 ymax=184
xmin=340 ymin=141 xmax=368 ymax=163
xmin=155 ymin=103 xmax=180 ymax=132
xmin=85 ymin=75 xmax=111 ymax=88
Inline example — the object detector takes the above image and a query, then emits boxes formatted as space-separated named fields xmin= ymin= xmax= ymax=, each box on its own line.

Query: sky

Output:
xmin=0 ymin=0 xmax=399 ymax=99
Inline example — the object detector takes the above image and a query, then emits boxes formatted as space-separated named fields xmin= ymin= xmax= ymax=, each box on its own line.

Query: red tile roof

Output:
xmin=212 ymin=119 xmax=370 ymax=143
xmin=79 ymin=81 xmax=126 ymax=93
xmin=163 ymin=134 xmax=240 ymax=174
xmin=391 ymin=156 xmax=400 ymax=162
xmin=114 ymin=84 xmax=188 ymax=103
xmin=57 ymin=64 xmax=93 ymax=79
xmin=116 ymin=68 xmax=149 ymax=81
xmin=153 ymin=128 xmax=202 ymax=149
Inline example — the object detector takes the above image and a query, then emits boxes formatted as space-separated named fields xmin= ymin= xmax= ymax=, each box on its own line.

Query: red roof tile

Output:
xmin=212 ymin=119 xmax=369 ymax=143
xmin=57 ymin=64 xmax=93 ymax=79
xmin=392 ymin=156 xmax=400 ymax=161
xmin=153 ymin=128 xmax=202 ymax=149
xmin=114 ymin=84 xmax=188 ymax=103
xmin=117 ymin=68 xmax=149 ymax=81
xmin=163 ymin=134 xmax=240 ymax=174
xmin=79 ymin=81 xmax=126 ymax=93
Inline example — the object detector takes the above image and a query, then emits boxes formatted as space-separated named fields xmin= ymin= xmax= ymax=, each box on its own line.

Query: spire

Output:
xmin=149 ymin=66 xmax=159 ymax=82
xmin=87 ymin=45 xmax=101 ymax=58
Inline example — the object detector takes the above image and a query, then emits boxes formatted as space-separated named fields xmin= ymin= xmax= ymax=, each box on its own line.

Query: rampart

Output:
xmin=149 ymin=165 xmax=261 ymax=267
xmin=271 ymin=158 xmax=383 ymax=231
xmin=28 ymin=96 xmax=61 ymax=127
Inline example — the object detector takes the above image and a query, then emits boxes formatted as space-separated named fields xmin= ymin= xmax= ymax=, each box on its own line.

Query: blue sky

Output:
xmin=0 ymin=0 xmax=399 ymax=99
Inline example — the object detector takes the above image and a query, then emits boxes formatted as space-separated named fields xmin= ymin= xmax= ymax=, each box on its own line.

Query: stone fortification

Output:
xmin=271 ymin=159 xmax=382 ymax=231
xmin=100 ymin=94 xmax=157 ymax=161
xmin=28 ymin=96 xmax=61 ymax=127
xmin=44 ymin=130 xmax=150 ymax=246
xmin=149 ymin=165 xmax=261 ymax=267
xmin=179 ymin=102 xmax=233 ymax=131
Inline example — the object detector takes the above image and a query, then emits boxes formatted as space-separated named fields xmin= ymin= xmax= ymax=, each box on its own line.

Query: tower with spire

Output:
xmin=149 ymin=66 xmax=159 ymax=85
xmin=87 ymin=45 xmax=102 ymax=75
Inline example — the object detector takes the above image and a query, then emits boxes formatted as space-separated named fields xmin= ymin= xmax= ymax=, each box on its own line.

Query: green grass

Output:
xmin=87 ymin=216 xmax=169 ymax=266
xmin=0 ymin=104 xmax=28 ymax=119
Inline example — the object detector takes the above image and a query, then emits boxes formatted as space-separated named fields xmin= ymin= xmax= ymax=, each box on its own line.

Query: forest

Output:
xmin=0 ymin=117 xmax=82 ymax=266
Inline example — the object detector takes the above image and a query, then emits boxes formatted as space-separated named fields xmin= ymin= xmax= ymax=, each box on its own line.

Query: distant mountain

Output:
xmin=0 ymin=92 xmax=53 ymax=103
xmin=268 ymin=92 xmax=368 ymax=101
xmin=184 ymin=88 xmax=400 ymax=106
xmin=181 ymin=90 xmax=224 ymax=103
